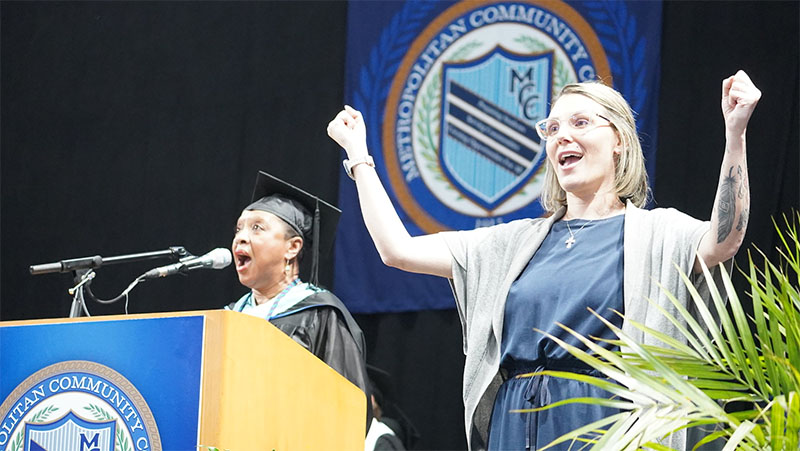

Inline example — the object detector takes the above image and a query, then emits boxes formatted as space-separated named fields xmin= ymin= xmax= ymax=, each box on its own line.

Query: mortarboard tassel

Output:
xmin=311 ymin=199 xmax=321 ymax=286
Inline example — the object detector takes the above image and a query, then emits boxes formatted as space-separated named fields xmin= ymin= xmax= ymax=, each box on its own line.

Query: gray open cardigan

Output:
xmin=440 ymin=202 xmax=726 ymax=450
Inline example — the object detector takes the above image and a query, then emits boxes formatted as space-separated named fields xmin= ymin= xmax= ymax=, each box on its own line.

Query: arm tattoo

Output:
xmin=736 ymin=208 xmax=749 ymax=232
xmin=717 ymin=166 xmax=736 ymax=243
xmin=737 ymin=166 xmax=745 ymax=198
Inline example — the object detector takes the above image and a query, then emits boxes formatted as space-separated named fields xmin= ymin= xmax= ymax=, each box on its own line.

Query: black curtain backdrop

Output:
xmin=1 ymin=2 xmax=797 ymax=450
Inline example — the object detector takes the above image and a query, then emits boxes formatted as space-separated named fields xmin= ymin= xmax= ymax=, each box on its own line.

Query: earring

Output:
xmin=284 ymin=259 xmax=292 ymax=275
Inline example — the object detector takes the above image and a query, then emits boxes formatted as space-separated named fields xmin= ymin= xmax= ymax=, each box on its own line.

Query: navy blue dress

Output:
xmin=488 ymin=215 xmax=625 ymax=450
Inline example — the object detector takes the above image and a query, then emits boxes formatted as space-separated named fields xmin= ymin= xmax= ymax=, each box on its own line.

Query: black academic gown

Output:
xmin=228 ymin=290 xmax=373 ymax=432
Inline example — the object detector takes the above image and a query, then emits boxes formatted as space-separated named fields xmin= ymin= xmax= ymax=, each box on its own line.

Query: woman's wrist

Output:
xmin=724 ymin=129 xmax=747 ymax=153
xmin=725 ymin=129 xmax=746 ymax=139
xmin=343 ymin=155 xmax=375 ymax=180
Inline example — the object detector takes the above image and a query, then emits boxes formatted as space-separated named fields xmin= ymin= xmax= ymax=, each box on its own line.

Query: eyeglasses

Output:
xmin=535 ymin=112 xmax=613 ymax=140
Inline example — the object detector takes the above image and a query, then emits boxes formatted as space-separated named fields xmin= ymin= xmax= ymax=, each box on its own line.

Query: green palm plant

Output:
xmin=525 ymin=213 xmax=800 ymax=450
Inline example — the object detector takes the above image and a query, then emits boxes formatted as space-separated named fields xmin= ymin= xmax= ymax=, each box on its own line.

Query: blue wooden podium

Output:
xmin=0 ymin=310 xmax=366 ymax=451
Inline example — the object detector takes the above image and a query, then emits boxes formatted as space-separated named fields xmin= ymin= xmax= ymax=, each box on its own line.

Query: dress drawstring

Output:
xmin=519 ymin=366 xmax=552 ymax=450
xmin=500 ymin=358 xmax=593 ymax=450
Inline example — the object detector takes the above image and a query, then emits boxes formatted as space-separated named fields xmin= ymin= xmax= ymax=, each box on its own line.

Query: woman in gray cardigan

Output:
xmin=327 ymin=71 xmax=760 ymax=450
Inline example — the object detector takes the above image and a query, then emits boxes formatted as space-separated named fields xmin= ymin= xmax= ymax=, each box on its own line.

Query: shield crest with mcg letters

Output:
xmin=24 ymin=411 xmax=115 ymax=451
xmin=439 ymin=46 xmax=552 ymax=212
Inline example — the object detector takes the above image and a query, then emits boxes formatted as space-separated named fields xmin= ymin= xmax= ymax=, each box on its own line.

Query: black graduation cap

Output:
xmin=366 ymin=364 xmax=393 ymax=408
xmin=246 ymin=171 xmax=341 ymax=286
xmin=366 ymin=364 xmax=420 ymax=449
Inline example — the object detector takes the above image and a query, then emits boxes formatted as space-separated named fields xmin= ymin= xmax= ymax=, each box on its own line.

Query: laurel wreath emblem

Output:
xmin=7 ymin=432 xmax=22 ymax=451
xmin=7 ymin=429 xmax=23 ymax=451
xmin=29 ymin=404 xmax=59 ymax=424
xmin=416 ymin=40 xmax=483 ymax=198
xmin=84 ymin=403 xmax=132 ymax=451
xmin=513 ymin=35 xmax=574 ymax=94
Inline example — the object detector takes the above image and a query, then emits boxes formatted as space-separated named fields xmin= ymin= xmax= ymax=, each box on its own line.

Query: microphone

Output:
xmin=143 ymin=248 xmax=232 ymax=280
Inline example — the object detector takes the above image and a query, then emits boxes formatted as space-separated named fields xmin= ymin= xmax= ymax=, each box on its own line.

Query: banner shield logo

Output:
xmin=439 ymin=46 xmax=551 ymax=211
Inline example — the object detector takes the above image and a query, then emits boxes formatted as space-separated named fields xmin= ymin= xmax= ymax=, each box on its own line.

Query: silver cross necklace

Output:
xmin=564 ymin=219 xmax=593 ymax=249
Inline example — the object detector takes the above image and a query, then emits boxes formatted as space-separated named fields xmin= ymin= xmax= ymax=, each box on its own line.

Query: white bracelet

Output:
xmin=342 ymin=155 xmax=375 ymax=180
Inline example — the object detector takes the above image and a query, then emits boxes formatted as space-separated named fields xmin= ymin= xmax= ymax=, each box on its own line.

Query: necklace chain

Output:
xmin=565 ymin=220 xmax=592 ymax=249
xmin=265 ymin=277 xmax=300 ymax=319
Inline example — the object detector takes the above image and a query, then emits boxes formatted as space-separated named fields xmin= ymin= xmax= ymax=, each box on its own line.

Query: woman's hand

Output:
xmin=327 ymin=105 xmax=369 ymax=160
xmin=721 ymin=70 xmax=761 ymax=137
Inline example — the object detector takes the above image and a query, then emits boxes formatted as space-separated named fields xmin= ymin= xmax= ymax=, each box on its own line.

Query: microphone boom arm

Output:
xmin=30 ymin=246 xmax=191 ymax=275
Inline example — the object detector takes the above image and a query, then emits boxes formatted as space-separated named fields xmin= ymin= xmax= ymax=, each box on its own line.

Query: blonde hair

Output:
xmin=539 ymin=81 xmax=650 ymax=213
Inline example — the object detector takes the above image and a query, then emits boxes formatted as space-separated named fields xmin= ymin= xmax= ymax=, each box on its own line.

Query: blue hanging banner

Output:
xmin=336 ymin=0 xmax=662 ymax=313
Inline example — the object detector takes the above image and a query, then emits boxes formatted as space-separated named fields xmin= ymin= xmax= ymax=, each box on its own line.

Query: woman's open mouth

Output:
xmin=235 ymin=253 xmax=251 ymax=271
xmin=559 ymin=152 xmax=583 ymax=168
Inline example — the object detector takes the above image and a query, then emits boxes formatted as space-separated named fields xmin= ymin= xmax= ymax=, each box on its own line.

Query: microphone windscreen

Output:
xmin=208 ymin=248 xmax=232 ymax=269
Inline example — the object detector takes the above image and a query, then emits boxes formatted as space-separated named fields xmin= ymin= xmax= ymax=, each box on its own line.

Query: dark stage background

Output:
xmin=2 ymin=2 xmax=798 ymax=450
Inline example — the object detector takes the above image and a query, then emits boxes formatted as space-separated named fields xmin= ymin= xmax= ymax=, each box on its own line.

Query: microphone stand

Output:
xmin=68 ymin=269 xmax=95 ymax=318
xmin=30 ymin=246 xmax=191 ymax=318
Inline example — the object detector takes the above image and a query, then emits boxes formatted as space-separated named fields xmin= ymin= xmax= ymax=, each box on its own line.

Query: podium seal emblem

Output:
xmin=0 ymin=361 xmax=161 ymax=451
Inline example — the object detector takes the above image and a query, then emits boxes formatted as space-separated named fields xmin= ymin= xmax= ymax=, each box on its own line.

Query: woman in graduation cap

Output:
xmin=225 ymin=171 xmax=371 ymax=428
xmin=327 ymin=71 xmax=760 ymax=450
